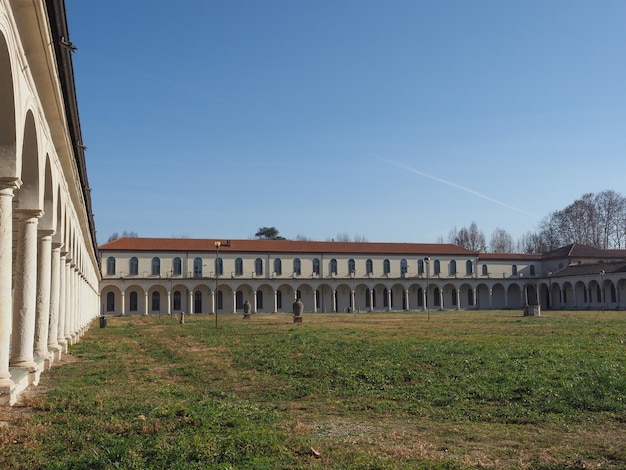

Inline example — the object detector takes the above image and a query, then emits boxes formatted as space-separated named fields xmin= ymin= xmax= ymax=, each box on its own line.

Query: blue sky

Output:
xmin=66 ymin=1 xmax=626 ymax=246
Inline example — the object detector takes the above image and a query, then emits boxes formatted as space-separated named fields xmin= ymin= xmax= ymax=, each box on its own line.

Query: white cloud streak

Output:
xmin=381 ymin=158 xmax=539 ymax=219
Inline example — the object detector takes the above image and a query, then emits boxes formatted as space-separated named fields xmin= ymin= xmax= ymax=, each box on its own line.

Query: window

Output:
xmin=235 ymin=258 xmax=243 ymax=276
xmin=596 ymin=284 xmax=602 ymax=303
xmin=312 ymin=258 xmax=320 ymax=275
xmin=434 ymin=287 xmax=440 ymax=306
xmin=512 ymin=265 xmax=518 ymax=276
xmin=383 ymin=288 xmax=389 ymax=307
xmin=151 ymin=257 xmax=160 ymax=276
xmin=330 ymin=259 xmax=337 ymax=275
xmin=173 ymin=257 xmax=182 ymax=276
xmin=173 ymin=291 xmax=181 ymax=310
xmin=315 ymin=290 xmax=320 ymax=308
xmin=468 ymin=289 xmax=474 ymax=305
xmin=236 ymin=291 xmax=243 ymax=309
xmin=129 ymin=291 xmax=138 ymax=311
xmin=294 ymin=258 xmax=301 ymax=275
xmin=217 ymin=291 xmax=223 ymax=310
xmin=194 ymin=292 xmax=202 ymax=313
xmin=418 ymin=259 xmax=424 ymax=275
xmin=366 ymin=259 xmax=373 ymax=274
xmin=417 ymin=288 xmax=423 ymax=307
xmin=401 ymin=259 xmax=408 ymax=277
xmin=106 ymin=257 xmax=116 ymax=275
xmin=530 ymin=265 xmax=535 ymax=276
xmin=466 ymin=260 xmax=473 ymax=275
xmin=257 ymin=290 xmax=263 ymax=309
xmin=434 ymin=260 xmax=440 ymax=275
xmin=482 ymin=264 xmax=488 ymax=275
xmin=215 ymin=257 xmax=223 ymax=276
xmin=365 ymin=288 xmax=371 ymax=307
xmin=152 ymin=291 xmax=160 ymax=311
xmin=194 ymin=257 xmax=202 ymax=277
xmin=383 ymin=259 xmax=390 ymax=274
xmin=348 ymin=259 xmax=356 ymax=274
xmin=106 ymin=292 xmax=115 ymax=311
xmin=129 ymin=257 xmax=138 ymax=275
xmin=452 ymin=289 xmax=457 ymax=306
xmin=274 ymin=258 xmax=282 ymax=275
xmin=276 ymin=290 xmax=282 ymax=309
xmin=449 ymin=260 xmax=457 ymax=275
xmin=255 ymin=258 xmax=263 ymax=276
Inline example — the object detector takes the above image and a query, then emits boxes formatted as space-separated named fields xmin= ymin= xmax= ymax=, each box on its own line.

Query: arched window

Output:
xmin=417 ymin=288 xmax=423 ymax=307
xmin=366 ymin=259 xmax=373 ymax=274
xmin=194 ymin=257 xmax=202 ymax=277
xmin=530 ymin=265 xmax=535 ymax=276
xmin=383 ymin=259 xmax=391 ymax=275
xmin=482 ymin=264 xmax=488 ymax=275
xmin=152 ymin=291 xmax=160 ymax=311
xmin=129 ymin=291 xmax=138 ymax=311
xmin=257 ymin=290 xmax=264 ymax=309
xmin=330 ymin=259 xmax=337 ymax=275
xmin=151 ymin=257 xmax=160 ymax=276
xmin=173 ymin=291 xmax=181 ymax=310
xmin=173 ymin=257 xmax=182 ymax=276
xmin=383 ymin=288 xmax=389 ymax=307
xmin=434 ymin=287 xmax=440 ymax=306
xmin=418 ymin=259 xmax=424 ymax=275
xmin=468 ymin=289 xmax=474 ymax=305
xmin=194 ymin=292 xmax=202 ymax=313
xmin=365 ymin=288 xmax=371 ymax=307
xmin=215 ymin=257 xmax=223 ymax=275
xmin=596 ymin=284 xmax=602 ymax=303
xmin=449 ymin=260 xmax=457 ymax=275
xmin=276 ymin=290 xmax=282 ymax=309
xmin=106 ymin=292 xmax=115 ymax=311
xmin=236 ymin=291 xmax=243 ymax=309
xmin=312 ymin=258 xmax=320 ymax=275
xmin=401 ymin=259 xmax=408 ymax=277
xmin=294 ymin=258 xmax=301 ymax=275
xmin=348 ymin=259 xmax=356 ymax=274
xmin=434 ymin=260 xmax=440 ymax=275
xmin=274 ymin=258 xmax=282 ymax=275
xmin=255 ymin=258 xmax=263 ymax=276
xmin=452 ymin=289 xmax=457 ymax=306
xmin=129 ymin=257 xmax=138 ymax=275
xmin=466 ymin=260 xmax=473 ymax=275
xmin=217 ymin=291 xmax=223 ymax=310
xmin=512 ymin=265 xmax=518 ymax=276
xmin=107 ymin=257 xmax=116 ymax=275
xmin=315 ymin=290 xmax=320 ymax=308
xmin=235 ymin=258 xmax=243 ymax=276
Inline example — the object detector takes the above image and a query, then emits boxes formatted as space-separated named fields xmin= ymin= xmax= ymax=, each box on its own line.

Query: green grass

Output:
xmin=1 ymin=311 xmax=624 ymax=469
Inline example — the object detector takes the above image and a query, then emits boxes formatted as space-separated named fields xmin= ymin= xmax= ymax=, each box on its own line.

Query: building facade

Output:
xmin=99 ymin=239 xmax=626 ymax=316
xmin=0 ymin=0 xmax=100 ymax=405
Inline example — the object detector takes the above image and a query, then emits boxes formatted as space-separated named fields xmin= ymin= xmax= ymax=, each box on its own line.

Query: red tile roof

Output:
xmin=99 ymin=237 xmax=479 ymax=256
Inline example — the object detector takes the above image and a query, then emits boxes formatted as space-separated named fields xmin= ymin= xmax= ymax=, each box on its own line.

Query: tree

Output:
xmin=489 ymin=228 xmax=514 ymax=253
xmin=107 ymin=230 xmax=138 ymax=243
xmin=254 ymin=227 xmax=285 ymax=240
xmin=449 ymin=222 xmax=486 ymax=251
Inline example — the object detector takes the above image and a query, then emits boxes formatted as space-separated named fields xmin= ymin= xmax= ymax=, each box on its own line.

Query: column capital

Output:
xmin=0 ymin=177 xmax=22 ymax=191
xmin=15 ymin=208 xmax=43 ymax=220
xmin=38 ymin=229 xmax=56 ymax=239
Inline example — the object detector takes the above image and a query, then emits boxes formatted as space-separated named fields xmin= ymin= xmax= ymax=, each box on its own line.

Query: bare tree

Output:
xmin=489 ymin=228 xmax=514 ymax=253
xmin=449 ymin=222 xmax=486 ymax=251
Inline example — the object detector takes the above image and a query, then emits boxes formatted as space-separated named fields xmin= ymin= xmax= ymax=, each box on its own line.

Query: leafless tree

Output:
xmin=449 ymin=222 xmax=486 ymax=251
xmin=489 ymin=228 xmax=514 ymax=253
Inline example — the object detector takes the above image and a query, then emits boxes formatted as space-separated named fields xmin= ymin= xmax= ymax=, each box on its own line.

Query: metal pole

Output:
xmin=215 ymin=241 xmax=220 ymax=328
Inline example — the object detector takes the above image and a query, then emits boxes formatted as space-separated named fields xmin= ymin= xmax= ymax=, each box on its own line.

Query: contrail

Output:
xmin=381 ymin=158 xmax=539 ymax=219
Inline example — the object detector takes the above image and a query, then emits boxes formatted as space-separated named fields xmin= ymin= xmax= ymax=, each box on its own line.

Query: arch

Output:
xmin=0 ymin=28 xmax=17 ymax=177
xmin=16 ymin=110 xmax=41 ymax=210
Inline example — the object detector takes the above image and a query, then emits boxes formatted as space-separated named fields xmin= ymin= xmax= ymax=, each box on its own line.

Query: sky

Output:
xmin=66 ymin=0 xmax=626 ymax=246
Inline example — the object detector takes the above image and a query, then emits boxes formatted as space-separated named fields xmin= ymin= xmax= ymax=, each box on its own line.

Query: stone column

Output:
xmin=0 ymin=180 xmax=20 ymax=390
xmin=10 ymin=209 xmax=42 ymax=370
xmin=404 ymin=289 xmax=410 ymax=311
xmin=439 ymin=288 xmax=444 ymax=310
xmin=456 ymin=289 xmax=461 ymax=310
xmin=189 ymin=290 xmax=194 ymax=314
xmin=368 ymin=289 xmax=374 ymax=312
xmin=57 ymin=251 xmax=68 ymax=353
xmin=273 ymin=291 xmax=278 ymax=313
xmin=48 ymin=242 xmax=62 ymax=359
xmin=211 ymin=291 xmax=215 ymax=314
xmin=351 ymin=289 xmax=355 ymax=312
xmin=313 ymin=290 xmax=318 ymax=313
xmin=167 ymin=289 xmax=171 ymax=315
xmin=34 ymin=230 xmax=54 ymax=364
xmin=504 ymin=289 xmax=508 ymax=309
xmin=422 ymin=287 xmax=427 ymax=311
xmin=121 ymin=290 xmax=125 ymax=316
xmin=144 ymin=291 xmax=149 ymax=315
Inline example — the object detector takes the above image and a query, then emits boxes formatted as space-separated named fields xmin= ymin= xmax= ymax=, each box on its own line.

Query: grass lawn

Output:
xmin=0 ymin=310 xmax=624 ymax=469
